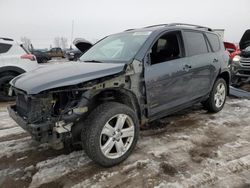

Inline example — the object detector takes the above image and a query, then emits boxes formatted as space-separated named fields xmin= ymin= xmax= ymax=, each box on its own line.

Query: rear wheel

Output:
xmin=203 ymin=78 xmax=227 ymax=113
xmin=82 ymin=102 xmax=139 ymax=167
xmin=0 ymin=72 xmax=16 ymax=101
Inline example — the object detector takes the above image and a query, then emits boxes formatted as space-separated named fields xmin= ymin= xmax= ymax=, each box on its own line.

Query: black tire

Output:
xmin=0 ymin=72 xmax=17 ymax=102
xmin=203 ymin=78 xmax=227 ymax=113
xmin=81 ymin=102 xmax=139 ymax=167
xmin=41 ymin=58 xmax=48 ymax=64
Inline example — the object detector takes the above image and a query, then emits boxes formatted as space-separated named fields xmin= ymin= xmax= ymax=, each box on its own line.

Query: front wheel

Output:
xmin=82 ymin=102 xmax=139 ymax=167
xmin=203 ymin=78 xmax=227 ymax=113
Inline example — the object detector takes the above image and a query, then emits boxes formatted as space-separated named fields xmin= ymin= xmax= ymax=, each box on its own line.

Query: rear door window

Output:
xmin=206 ymin=33 xmax=221 ymax=52
xmin=184 ymin=31 xmax=208 ymax=56
xmin=0 ymin=43 xmax=12 ymax=54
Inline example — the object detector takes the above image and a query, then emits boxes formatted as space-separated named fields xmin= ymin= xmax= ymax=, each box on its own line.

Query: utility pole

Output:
xmin=70 ymin=20 xmax=74 ymax=49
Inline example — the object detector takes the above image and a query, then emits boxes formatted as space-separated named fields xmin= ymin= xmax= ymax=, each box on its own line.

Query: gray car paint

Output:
xmin=11 ymin=61 xmax=125 ymax=94
xmin=229 ymin=86 xmax=250 ymax=99
xmin=8 ymin=24 xmax=231 ymax=148
xmin=11 ymin=25 xmax=230 ymax=117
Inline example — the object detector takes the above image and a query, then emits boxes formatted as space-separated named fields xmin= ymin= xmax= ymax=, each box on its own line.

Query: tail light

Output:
xmin=21 ymin=54 xmax=36 ymax=61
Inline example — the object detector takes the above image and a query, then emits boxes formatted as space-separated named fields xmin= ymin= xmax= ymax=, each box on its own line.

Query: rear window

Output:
xmin=0 ymin=43 xmax=12 ymax=54
xmin=206 ymin=33 xmax=220 ymax=52
xmin=184 ymin=31 xmax=208 ymax=56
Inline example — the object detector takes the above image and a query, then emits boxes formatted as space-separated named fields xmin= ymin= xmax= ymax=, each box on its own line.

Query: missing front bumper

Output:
xmin=8 ymin=105 xmax=60 ymax=143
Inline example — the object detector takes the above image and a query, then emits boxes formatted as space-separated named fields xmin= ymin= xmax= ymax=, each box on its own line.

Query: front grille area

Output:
xmin=238 ymin=70 xmax=250 ymax=76
xmin=16 ymin=94 xmax=30 ymax=117
xmin=16 ymin=93 xmax=52 ymax=124
xmin=240 ymin=57 xmax=250 ymax=67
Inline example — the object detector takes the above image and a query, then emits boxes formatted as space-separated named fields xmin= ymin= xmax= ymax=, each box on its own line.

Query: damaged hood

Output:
xmin=11 ymin=61 xmax=125 ymax=94
xmin=240 ymin=29 xmax=250 ymax=50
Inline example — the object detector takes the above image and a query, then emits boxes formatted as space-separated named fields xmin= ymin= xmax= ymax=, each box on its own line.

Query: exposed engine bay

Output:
xmin=10 ymin=89 xmax=88 ymax=147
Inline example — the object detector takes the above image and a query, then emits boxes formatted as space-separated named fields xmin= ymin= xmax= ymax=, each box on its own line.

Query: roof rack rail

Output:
xmin=144 ymin=24 xmax=168 ymax=28
xmin=168 ymin=23 xmax=213 ymax=31
xmin=0 ymin=37 xmax=14 ymax=41
xmin=144 ymin=23 xmax=212 ymax=31
xmin=124 ymin=28 xmax=135 ymax=32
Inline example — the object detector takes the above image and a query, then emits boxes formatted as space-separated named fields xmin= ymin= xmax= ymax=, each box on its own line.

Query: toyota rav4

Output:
xmin=8 ymin=23 xmax=230 ymax=167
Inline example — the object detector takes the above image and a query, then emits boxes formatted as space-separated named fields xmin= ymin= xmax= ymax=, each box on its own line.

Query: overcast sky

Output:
xmin=0 ymin=0 xmax=249 ymax=48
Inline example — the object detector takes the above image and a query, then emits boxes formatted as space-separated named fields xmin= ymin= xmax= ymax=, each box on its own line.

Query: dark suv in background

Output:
xmin=30 ymin=49 xmax=51 ymax=63
xmin=230 ymin=29 xmax=250 ymax=86
xmin=8 ymin=23 xmax=230 ymax=167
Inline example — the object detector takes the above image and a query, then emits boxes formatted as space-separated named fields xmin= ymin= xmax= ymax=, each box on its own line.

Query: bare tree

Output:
xmin=20 ymin=37 xmax=32 ymax=51
xmin=60 ymin=37 xmax=68 ymax=49
xmin=54 ymin=37 xmax=60 ymax=48
xmin=53 ymin=37 xmax=68 ymax=49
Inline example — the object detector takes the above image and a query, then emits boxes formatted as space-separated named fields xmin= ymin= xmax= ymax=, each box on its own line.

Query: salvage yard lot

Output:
xmin=1 ymin=98 xmax=250 ymax=188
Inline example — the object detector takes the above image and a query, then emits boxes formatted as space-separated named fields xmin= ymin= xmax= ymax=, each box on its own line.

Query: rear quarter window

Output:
xmin=206 ymin=33 xmax=221 ymax=52
xmin=184 ymin=31 xmax=208 ymax=56
xmin=20 ymin=44 xmax=30 ymax=54
xmin=0 ymin=43 xmax=12 ymax=54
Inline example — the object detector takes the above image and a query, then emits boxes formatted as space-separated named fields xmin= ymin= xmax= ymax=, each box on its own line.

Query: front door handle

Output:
xmin=213 ymin=58 xmax=219 ymax=63
xmin=183 ymin=64 xmax=192 ymax=71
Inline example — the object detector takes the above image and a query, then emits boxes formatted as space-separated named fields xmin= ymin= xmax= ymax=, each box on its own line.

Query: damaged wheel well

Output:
xmin=218 ymin=71 xmax=230 ymax=95
xmin=92 ymin=89 xmax=142 ymax=122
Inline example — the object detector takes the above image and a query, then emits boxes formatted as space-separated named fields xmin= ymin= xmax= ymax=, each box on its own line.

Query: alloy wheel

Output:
xmin=99 ymin=114 xmax=135 ymax=159
xmin=214 ymin=83 xmax=226 ymax=108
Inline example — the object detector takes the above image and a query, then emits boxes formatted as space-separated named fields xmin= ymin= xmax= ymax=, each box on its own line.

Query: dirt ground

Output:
xmin=240 ymin=84 xmax=250 ymax=92
xmin=1 ymin=98 xmax=250 ymax=188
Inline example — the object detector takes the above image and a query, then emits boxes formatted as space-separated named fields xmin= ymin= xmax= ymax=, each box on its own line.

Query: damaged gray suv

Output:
xmin=8 ymin=23 xmax=230 ymax=167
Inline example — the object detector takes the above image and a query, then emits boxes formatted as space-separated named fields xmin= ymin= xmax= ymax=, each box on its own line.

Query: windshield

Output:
xmin=80 ymin=31 xmax=151 ymax=62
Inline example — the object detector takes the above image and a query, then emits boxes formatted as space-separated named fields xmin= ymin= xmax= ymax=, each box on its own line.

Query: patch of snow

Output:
xmin=29 ymin=151 xmax=90 ymax=188
xmin=147 ymin=140 xmax=194 ymax=158
xmin=157 ymin=154 xmax=250 ymax=188
xmin=0 ymin=168 xmax=22 ymax=178
xmin=0 ymin=126 xmax=25 ymax=138
xmin=0 ymin=113 xmax=17 ymax=130
xmin=224 ymin=139 xmax=250 ymax=149
xmin=0 ymin=137 xmax=47 ymax=158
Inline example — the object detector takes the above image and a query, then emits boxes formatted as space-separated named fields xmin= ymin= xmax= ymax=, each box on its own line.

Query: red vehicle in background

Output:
xmin=224 ymin=42 xmax=240 ymax=59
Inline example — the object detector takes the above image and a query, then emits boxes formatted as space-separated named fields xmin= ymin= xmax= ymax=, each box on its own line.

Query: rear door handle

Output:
xmin=183 ymin=64 xmax=192 ymax=71
xmin=213 ymin=58 xmax=219 ymax=63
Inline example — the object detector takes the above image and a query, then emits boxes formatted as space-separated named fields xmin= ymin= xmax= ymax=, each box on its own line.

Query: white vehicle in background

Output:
xmin=0 ymin=38 xmax=38 ymax=101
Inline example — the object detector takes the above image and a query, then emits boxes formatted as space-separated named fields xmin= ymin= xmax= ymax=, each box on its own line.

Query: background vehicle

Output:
xmin=66 ymin=38 xmax=92 ymax=61
xmin=230 ymin=29 xmax=250 ymax=86
xmin=0 ymin=38 xmax=38 ymax=101
xmin=8 ymin=23 xmax=230 ymax=167
xmin=31 ymin=49 xmax=51 ymax=63
xmin=46 ymin=47 xmax=65 ymax=58
xmin=65 ymin=49 xmax=82 ymax=61
xmin=224 ymin=42 xmax=240 ymax=60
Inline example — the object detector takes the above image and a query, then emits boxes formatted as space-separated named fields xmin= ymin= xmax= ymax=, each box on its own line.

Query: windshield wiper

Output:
xmin=83 ymin=60 xmax=103 ymax=63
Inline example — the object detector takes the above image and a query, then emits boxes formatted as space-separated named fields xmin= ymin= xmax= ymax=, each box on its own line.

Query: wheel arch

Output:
xmin=217 ymin=70 xmax=230 ymax=95
xmin=91 ymin=88 xmax=142 ymax=122
xmin=0 ymin=66 xmax=25 ymax=76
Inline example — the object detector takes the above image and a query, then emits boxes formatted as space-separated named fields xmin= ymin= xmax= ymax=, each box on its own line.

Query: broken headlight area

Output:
xmin=9 ymin=89 xmax=89 ymax=146
xmin=52 ymin=90 xmax=89 ymax=122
